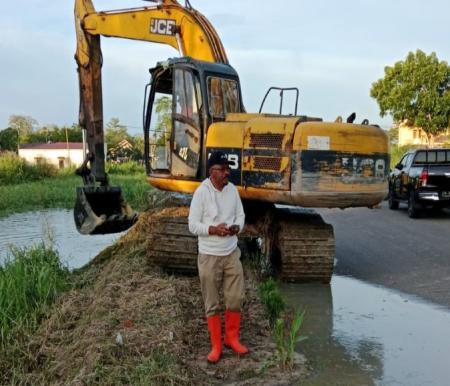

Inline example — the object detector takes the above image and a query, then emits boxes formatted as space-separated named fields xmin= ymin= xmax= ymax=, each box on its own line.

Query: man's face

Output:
xmin=209 ymin=164 xmax=231 ymax=189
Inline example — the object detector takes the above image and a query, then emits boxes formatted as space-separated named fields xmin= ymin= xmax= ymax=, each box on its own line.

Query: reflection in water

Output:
xmin=282 ymin=276 xmax=450 ymax=386
xmin=0 ymin=210 xmax=122 ymax=269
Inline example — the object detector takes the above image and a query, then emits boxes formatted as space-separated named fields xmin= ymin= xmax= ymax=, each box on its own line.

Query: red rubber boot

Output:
xmin=224 ymin=309 xmax=249 ymax=355
xmin=207 ymin=315 xmax=222 ymax=363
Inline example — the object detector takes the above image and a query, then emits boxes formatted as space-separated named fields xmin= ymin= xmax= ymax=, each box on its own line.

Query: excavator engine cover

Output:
xmin=74 ymin=186 xmax=138 ymax=235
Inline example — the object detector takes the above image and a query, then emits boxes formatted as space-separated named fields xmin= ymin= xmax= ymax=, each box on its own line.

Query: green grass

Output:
xmin=259 ymin=278 xmax=286 ymax=328
xmin=0 ymin=244 xmax=70 ymax=346
xmin=128 ymin=350 xmax=189 ymax=386
xmin=0 ymin=173 xmax=152 ymax=219
xmin=107 ymin=161 xmax=145 ymax=175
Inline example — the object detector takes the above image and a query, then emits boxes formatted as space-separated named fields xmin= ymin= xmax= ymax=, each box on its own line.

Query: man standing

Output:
xmin=188 ymin=151 xmax=248 ymax=363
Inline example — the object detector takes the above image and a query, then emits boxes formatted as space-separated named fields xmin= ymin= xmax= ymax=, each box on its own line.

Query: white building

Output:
xmin=398 ymin=121 xmax=450 ymax=147
xmin=19 ymin=142 xmax=84 ymax=169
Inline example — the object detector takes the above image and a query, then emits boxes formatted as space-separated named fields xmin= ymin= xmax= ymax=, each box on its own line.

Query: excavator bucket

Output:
xmin=74 ymin=186 xmax=138 ymax=235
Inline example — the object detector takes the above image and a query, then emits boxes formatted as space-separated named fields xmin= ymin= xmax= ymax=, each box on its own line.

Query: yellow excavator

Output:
xmin=74 ymin=0 xmax=389 ymax=282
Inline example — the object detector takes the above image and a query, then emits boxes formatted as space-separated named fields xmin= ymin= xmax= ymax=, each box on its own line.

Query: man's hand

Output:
xmin=209 ymin=223 xmax=232 ymax=237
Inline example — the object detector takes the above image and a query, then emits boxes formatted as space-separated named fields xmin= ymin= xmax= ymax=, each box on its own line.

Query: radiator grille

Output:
xmin=253 ymin=156 xmax=282 ymax=171
xmin=249 ymin=133 xmax=283 ymax=149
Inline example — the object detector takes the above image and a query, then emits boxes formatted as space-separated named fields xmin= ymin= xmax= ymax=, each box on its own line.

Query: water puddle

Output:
xmin=282 ymin=276 xmax=450 ymax=385
xmin=0 ymin=209 xmax=122 ymax=269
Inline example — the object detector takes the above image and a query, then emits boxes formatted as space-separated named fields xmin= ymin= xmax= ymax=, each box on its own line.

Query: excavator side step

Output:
xmin=74 ymin=186 xmax=138 ymax=235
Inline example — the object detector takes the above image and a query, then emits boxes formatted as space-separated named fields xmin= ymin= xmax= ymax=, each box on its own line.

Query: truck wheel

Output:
xmin=388 ymin=186 xmax=399 ymax=210
xmin=407 ymin=191 xmax=419 ymax=218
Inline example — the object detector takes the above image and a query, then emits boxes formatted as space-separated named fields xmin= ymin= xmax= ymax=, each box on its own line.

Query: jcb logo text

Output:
xmin=150 ymin=18 xmax=176 ymax=35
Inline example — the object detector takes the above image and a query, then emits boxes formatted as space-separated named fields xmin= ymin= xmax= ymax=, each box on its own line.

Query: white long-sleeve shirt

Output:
xmin=188 ymin=178 xmax=245 ymax=256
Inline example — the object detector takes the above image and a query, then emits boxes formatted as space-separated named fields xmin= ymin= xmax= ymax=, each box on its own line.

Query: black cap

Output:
xmin=208 ymin=151 xmax=232 ymax=169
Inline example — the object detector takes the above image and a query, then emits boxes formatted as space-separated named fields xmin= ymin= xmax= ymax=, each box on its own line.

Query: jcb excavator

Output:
xmin=74 ymin=0 xmax=389 ymax=282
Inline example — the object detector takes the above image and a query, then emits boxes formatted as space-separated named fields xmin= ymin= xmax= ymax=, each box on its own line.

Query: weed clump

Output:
xmin=259 ymin=278 xmax=285 ymax=327
xmin=273 ymin=308 xmax=307 ymax=371
xmin=259 ymin=278 xmax=306 ymax=372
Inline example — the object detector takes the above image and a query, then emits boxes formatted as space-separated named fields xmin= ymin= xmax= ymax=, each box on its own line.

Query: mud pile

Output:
xmin=3 ymin=209 xmax=305 ymax=385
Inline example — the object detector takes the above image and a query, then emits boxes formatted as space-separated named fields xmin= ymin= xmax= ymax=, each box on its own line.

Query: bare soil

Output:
xmin=2 ymin=209 xmax=306 ymax=385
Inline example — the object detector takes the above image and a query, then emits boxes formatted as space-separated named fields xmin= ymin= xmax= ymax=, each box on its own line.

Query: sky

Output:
xmin=1 ymin=0 xmax=450 ymax=135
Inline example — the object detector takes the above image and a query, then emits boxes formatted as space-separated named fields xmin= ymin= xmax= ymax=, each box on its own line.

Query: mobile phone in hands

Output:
xmin=228 ymin=224 xmax=240 ymax=234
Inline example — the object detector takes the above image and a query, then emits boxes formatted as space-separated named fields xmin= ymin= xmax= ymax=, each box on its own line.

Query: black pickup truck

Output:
xmin=388 ymin=148 xmax=450 ymax=217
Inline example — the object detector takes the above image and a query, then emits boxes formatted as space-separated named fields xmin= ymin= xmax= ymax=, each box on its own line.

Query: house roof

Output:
xmin=19 ymin=142 xmax=83 ymax=150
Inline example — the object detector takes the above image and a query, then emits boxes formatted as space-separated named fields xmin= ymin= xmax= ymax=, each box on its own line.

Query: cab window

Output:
xmin=174 ymin=70 xmax=200 ymax=127
xmin=207 ymin=77 xmax=240 ymax=120
xmin=171 ymin=68 xmax=201 ymax=178
xmin=148 ymin=67 xmax=173 ymax=171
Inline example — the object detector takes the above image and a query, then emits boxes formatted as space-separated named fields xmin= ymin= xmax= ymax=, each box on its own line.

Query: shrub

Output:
xmin=0 ymin=152 xmax=28 ymax=184
xmin=0 ymin=152 xmax=58 ymax=185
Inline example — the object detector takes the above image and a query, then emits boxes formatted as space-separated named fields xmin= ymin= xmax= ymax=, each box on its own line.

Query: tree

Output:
xmin=0 ymin=128 xmax=18 ymax=152
xmin=22 ymin=124 xmax=83 ymax=144
xmin=131 ymin=134 xmax=144 ymax=160
xmin=105 ymin=118 xmax=130 ymax=148
xmin=8 ymin=115 xmax=38 ymax=143
xmin=371 ymin=50 xmax=450 ymax=144
xmin=388 ymin=126 xmax=399 ymax=146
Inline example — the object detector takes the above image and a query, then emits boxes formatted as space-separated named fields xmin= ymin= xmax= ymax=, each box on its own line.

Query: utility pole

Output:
xmin=65 ymin=126 xmax=71 ymax=166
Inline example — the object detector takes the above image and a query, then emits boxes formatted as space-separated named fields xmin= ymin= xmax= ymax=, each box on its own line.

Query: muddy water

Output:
xmin=283 ymin=276 xmax=450 ymax=386
xmin=0 ymin=209 xmax=123 ymax=269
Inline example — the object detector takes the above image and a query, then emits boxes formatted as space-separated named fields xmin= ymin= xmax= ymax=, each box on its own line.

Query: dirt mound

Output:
xmin=3 ymin=209 xmax=305 ymax=385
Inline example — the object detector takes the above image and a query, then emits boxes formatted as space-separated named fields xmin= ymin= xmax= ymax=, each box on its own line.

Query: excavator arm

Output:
xmin=74 ymin=0 xmax=227 ymax=234
xmin=75 ymin=0 xmax=228 ymax=67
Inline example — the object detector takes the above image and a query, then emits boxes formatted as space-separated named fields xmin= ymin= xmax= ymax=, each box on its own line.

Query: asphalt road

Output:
xmin=317 ymin=202 xmax=450 ymax=308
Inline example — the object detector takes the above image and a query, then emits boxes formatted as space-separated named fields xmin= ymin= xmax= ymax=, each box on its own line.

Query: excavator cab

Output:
xmin=143 ymin=58 xmax=244 ymax=180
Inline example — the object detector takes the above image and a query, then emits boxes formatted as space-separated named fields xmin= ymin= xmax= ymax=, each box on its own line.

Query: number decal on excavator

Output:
xmin=227 ymin=154 xmax=239 ymax=170
xmin=179 ymin=146 xmax=188 ymax=161
xmin=150 ymin=18 xmax=176 ymax=36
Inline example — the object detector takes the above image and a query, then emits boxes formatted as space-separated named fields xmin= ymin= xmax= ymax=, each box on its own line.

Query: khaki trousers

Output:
xmin=198 ymin=247 xmax=245 ymax=317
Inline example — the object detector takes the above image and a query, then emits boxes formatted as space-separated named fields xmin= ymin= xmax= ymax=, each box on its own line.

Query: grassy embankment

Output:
xmin=0 ymin=153 xmax=306 ymax=384
xmin=0 ymin=211 xmax=306 ymax=385
xmin=0 ymin=153 xmax=152 ymax=218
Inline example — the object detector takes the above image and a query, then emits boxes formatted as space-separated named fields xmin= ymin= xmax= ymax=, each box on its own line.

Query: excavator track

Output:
xmin=146 ymin=205 xmax=335 ymax=283
xmin=275 ymin=208 xmax=335 ymax=283
xmin=147 ymin=207 xmax=198 ymax=274
xmin=243 ymin=203 xmax=335 ymax=283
